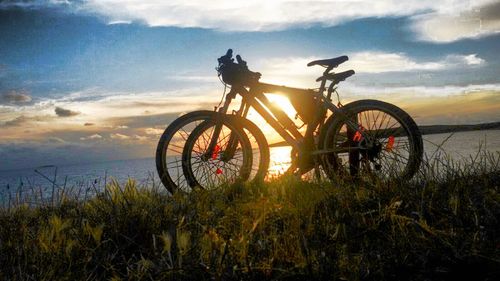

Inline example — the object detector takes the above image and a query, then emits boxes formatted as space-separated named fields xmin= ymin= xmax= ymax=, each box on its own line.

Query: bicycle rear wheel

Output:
xmin=319 ymin=100 xmax=423 ymax=180
xmin=182 ymin=119 xmax=253 ymax=189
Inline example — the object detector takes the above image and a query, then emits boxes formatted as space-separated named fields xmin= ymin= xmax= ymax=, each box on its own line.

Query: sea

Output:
xmin=1 ymin=130 xmax=499 ymax=203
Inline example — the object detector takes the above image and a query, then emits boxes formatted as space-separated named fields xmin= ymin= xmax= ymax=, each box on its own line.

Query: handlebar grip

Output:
xmin=236 ymin=55 xmax=247 ymax=67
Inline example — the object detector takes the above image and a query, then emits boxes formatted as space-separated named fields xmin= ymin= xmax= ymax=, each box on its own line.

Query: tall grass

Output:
xmin=0 ymin=152 xmax=499 ymax=280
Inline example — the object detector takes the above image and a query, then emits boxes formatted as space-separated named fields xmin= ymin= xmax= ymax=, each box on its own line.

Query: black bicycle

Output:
xmin=157 ymin=49 xmax=423 ymax=192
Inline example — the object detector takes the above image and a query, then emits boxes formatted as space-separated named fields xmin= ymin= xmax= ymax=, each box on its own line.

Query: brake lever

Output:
xmin=236 ymin=55 xmax=247 ymax=67
xmin=218 ymin=49 xmax=234 ymax=65
xmin=226 ymin=49 xmax=233 ymax=59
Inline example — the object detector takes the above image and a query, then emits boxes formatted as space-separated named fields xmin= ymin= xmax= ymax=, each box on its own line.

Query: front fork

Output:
xmin=205 ymin=89 xmax=247 ymax=161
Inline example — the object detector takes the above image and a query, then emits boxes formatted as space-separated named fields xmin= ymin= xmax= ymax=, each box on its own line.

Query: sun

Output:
xmin=265 ymin=93 xmax=300 ymax=120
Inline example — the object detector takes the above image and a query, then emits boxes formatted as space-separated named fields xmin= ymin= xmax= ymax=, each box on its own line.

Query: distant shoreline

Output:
xmin=418 ymin=121 xmax=500 ymax=135
xmin=269 ymin=121 xmax=500 ymax=147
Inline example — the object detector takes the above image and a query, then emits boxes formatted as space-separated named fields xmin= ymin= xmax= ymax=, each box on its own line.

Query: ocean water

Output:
xmin=1 ymin=130 xmax=499 ymax=202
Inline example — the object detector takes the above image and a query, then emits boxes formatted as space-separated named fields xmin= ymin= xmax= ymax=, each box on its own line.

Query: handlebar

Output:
xmin=217 ymin=49 xmax=261 ymax=86
xmin=217 ymin=49 xmax=353 ymax=87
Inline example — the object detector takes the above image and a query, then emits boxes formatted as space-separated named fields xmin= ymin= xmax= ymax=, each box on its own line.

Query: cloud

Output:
xmin=3 ymin=1 xmax=499 ymax=42
xmin=0 ymin=0 xmax=72 ymax=10
xmin=73 ymin=0 xmax=499 ymax=42
xmin=258 ymin=52 xmax=486 ymax=86
xmin=54 ymin=106 xmax=79 ymax=117
xmin=340 ymin=83 xmax=500 ymax=98
xmin=46 ymin=137 xmax=66 ymax=144
xmin=0 ymin=138 xmax=151 ymax=170
xmin=1 ymin=114 xmax=52 ymax=127
xmin=144 ymin=127 xmax=164 ymax=135
xmin=2 ymin=115 xmax=31 ymax=127
xmin=84 ymin=122 xmax=95 ymax=126
xmin=110 ymin=133 xmax=130 ymax=140
xmin=79 ymin=0 xmax=427 ymax=31
xmin=132 ymin=134 xmax=148 ymax=141
xmin=106 ymin=112 xmax=181 ymax=129
xmin=348 ymin=53 xmax=485 ymax=73
xmin=411 ymin=1 xmax=500 ymax=42
xmin=1 ymin=90 xmax=32 ymax=105
xmin=80 ymin=134 xmax=103 ymax=140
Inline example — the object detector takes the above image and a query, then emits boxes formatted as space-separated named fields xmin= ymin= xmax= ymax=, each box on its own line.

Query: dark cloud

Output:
xmin=0 ymin=0 xmax=74 ymax=10
xmin=84 ymin=122 xmax=94 ymax=126
xmin=1 ymin=114 xmax=51 ymax=127
xmin=2 ymin=115 xmax=30 ymax=127
xmin=105 ymin=100 xmax=216 ymax=108
xmin=107 ymin=112 xmax=181 ymax=129
xmin=481 ymin=1 xmax=500 ymax=21
xmin=1 ymin=89 xmax=32 ymax=104
xmin=55 ymin=106 xmax=79 ymax=117
xmin=0 ymin=138 xmax=153 ymax=170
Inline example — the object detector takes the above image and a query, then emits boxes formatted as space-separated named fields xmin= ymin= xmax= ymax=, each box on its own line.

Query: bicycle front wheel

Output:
xmin=320 ymin=99 xmax=423 ymax=180
xmin=182 ymin=118 xmax=253 ymax=189
xmin=156 ymin=110 xmax=269 ymax=193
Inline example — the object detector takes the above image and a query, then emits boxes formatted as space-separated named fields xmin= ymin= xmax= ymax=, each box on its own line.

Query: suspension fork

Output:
xmin=204 ymin=89 xmax=236 ymax=160
xmin=205 ymin=89 xmax=247 ymax=161
xmin=223 ymin=96 xmax=250 ymax=160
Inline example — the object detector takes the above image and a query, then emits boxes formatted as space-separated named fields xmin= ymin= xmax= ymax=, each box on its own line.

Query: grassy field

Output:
xmin=1 ymin=153 xmax=499 ymax=280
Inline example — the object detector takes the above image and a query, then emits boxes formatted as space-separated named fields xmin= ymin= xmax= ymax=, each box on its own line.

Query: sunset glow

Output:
xmin=1 ymin=1 xmax=499 ymax=171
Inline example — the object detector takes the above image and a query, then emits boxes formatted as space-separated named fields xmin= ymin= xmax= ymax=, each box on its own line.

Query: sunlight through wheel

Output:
xmin=182 ymin=119 xmax=253 ymax=189
xmin=320 ymin=100 xmax=423 ymax=180
xmin=155 ymin=111 xmax=269 ymax=194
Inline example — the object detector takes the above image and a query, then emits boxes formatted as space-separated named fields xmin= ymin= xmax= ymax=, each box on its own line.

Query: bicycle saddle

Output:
xmin=307 ymin=56 xmax=348 ymax=68
xmin=316 ymin=69 xmax=355 ymax=82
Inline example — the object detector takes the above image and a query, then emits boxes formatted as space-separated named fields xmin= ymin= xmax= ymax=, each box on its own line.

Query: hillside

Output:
xmin=1 ymin=166 xmax=499 ymax=280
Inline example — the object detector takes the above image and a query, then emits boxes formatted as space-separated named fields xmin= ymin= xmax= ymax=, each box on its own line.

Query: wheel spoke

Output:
xmin=322 ymin=103 xmax=421 ymax=180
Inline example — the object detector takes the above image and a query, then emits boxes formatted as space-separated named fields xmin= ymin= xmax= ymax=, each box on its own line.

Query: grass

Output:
xmin=0 ymin=152 xmax=499 ymax=280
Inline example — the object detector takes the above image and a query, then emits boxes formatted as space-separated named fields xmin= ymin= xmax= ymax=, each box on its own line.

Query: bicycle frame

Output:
xmin=205 ymin=67 xmax=366 ymax=173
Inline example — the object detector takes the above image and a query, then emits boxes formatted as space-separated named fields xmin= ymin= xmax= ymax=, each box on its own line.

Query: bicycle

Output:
xmin=157 ymin=49 xmax=423 ymax=191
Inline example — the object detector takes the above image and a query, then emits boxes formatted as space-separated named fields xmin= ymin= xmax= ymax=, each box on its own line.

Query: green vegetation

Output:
xmin=1 ymin=154 xmax=499 ymax=280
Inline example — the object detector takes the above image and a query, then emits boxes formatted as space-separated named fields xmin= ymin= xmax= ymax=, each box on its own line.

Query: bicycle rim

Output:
xmin=320 ymin=100 xmax=423 ymax=180
xmin=182 ymin=119 xmax=253 ymax=189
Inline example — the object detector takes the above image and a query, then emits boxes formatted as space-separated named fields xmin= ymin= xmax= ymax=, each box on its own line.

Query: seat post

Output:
xmin=318 ymin=66 xmax=333 ymax=93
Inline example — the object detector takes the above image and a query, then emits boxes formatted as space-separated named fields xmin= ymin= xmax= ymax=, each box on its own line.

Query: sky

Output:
xmin=1 ymin=0 xmax=499 ymax=170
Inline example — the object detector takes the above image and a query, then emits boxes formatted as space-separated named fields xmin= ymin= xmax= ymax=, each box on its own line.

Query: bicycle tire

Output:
xmin=182 ymin=118 xmax=253 ymax=189
xmin=319 ymin=99 xmax=423 ymax=180
xmin=155 ymin=110 xmax=269 ymax=193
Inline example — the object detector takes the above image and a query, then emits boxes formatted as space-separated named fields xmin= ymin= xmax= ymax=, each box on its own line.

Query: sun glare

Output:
xmin=267 ymin=146 xmax=292 ymax=177
xmin=265 ymin=93 xmax=299 ymax=119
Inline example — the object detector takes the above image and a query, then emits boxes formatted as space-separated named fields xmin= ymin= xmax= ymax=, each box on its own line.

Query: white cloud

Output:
xmin=144 ymin=127 xmax=164 ymax=135
xmin=110 ymin=133 xmax=130 ymax=140
xmin=340 ymin=83 xmax=500 ymax=98
xmin=3 ymin=1 xmax=499 ymax=42
xmin=80 ymin=134 xmax=103 ymax=140
xmin=348 ymin=52 xmax=485 ymax=73
xmin=79 ymin=0 xmax=500 ymax=42
xmin=132 ymin=134 xmax=148 ymax=141
xmin=258 ymin=52 xmax=485 ymax=85
xmin=411 ymin=1 xmax=500 ymax=42
xmin=108 ymin=20 xmax=132 ymax=25
xmin=81 ymin=0 xmax=432 ymax=30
